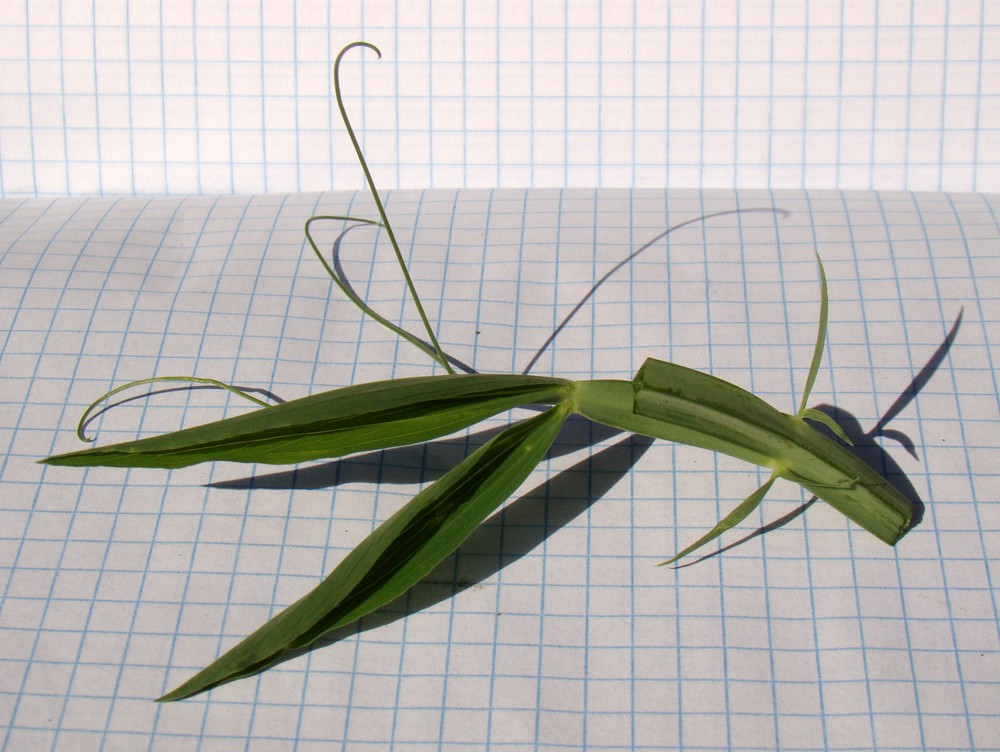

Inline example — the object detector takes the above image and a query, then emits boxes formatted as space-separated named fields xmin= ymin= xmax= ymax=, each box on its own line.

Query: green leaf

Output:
xmin=157 ymin=402 xmax=570 ymax=702
xmin=304 ymin=214 xmax=452 ymax=369
xmin=797 ymin=251 xmax=829 ymax=416
xmin=74 ymin=376 xmax=274 ymax=442
xmin=571 ymin=360 xmax=913 ymax=547
xmin=41 ymin=374 xmax=571 ymax=469
xmin=659 ymin=475 xmax=776 ymax=566
xmin=800 ymin=407 xmax=853 ymax=445
xmin=332 ymin=42 xmax=454 ymax=373
xmin=573 ymin=359 xmax=800 ymax=470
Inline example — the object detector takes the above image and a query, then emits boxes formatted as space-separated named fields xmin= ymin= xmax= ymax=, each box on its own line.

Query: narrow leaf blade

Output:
xmin=41 ymin=374 xmax=570 ymax=469
xmin=157 ymin=403 xmax=569 ymax=701
xmin=801 ymin=407 xmax=854 ymax=445
xmin=797 ymin=252 xmax=829 ymax=416
xmin=660 ymin=475 xmax=776 ymax=565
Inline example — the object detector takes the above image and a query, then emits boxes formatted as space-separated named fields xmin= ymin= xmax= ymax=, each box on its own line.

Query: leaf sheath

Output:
xmin=571 ymin=358 xmax=913 ymax=545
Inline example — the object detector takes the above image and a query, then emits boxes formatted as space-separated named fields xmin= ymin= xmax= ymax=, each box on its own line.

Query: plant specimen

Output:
xmin=41 ymin=43 xmax=914 ymax=702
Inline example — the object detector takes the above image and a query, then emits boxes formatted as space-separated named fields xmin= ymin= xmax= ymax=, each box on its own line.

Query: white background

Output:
xmin=1 ymin=0 xmax=997 ymax=196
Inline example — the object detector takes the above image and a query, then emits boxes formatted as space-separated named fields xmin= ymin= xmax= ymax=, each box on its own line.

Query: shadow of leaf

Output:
xmin=263 ymin=432 xmax=653 ymax=666
xmin=207 ymin=414 xmax=624 ymax=490
xmin=683 ymin=308 xmax=964 ymax=560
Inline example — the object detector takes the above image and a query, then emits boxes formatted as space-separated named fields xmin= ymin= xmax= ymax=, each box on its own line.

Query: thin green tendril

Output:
xmin=76 ymin=377 xmax=272 ymax=442
xmin=304 ymin=215 xmax=454 ymax=367
xmin=333 ymin=42 xmax=455 ymax=374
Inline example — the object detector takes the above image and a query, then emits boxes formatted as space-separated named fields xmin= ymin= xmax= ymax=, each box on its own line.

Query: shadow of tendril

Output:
xmin=672 ymin=308 xmax=962 ymax=567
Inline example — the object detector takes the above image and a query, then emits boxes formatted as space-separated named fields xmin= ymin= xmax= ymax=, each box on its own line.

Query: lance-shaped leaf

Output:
xmin=156 ymin=402 xmax=569 ymax=701
xmin=660 ymin=474 xmax=777 ymax=566
xmin=40 ymin=374 xmax=571 ymax=469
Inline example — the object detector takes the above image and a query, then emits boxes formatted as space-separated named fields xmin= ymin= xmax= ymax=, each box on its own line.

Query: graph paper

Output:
xmin=1 ymin=187 xmax=997 ymax=750
xmin=1 ymin=1 xmax=998 ymax=196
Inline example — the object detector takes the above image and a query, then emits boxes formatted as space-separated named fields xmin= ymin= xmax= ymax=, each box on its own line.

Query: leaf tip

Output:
xmin=155 ymin=684 xmax=197 ymax=703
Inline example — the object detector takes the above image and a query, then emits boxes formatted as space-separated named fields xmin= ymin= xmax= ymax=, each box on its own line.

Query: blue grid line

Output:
xmin=290 ymin=190 xmax=363 ymax=743
xmin=2 ymin=198 xmax=123 ymax=751
xmin=428 ymin=187 xmax=463 ymax=747
xmin=244 ymin=190 xmax=315 ymax=737
xmin=122 ymin=197 xmax=220 ymax=740
xmin=2 ymin=190 xmax=999 ymax=750
xmin=43 ymin=197 xmax=160 ymax=747
xmin=873 ymin=189 xmax=941 ymax=749
xmin=160 ymin=196 xmax=251 ymax=739
xmin=2 ymin=8 xmax=999 ymax=195
xmin=931 ymin=192 xmax=998 ymax=740
xmin=838 ymin=187 xmax=885 ymax=752
xmin=176 ymin=195 xmax=284 ymax=736
xmin=794 ymin=189 xmax=831 ymax=751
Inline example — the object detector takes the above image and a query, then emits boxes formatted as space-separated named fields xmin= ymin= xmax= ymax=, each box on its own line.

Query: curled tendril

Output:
xmin=331 ymin=42 xmax=455 ymax=374
xmin=76 ymin=376 xmax=272 ymax=442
